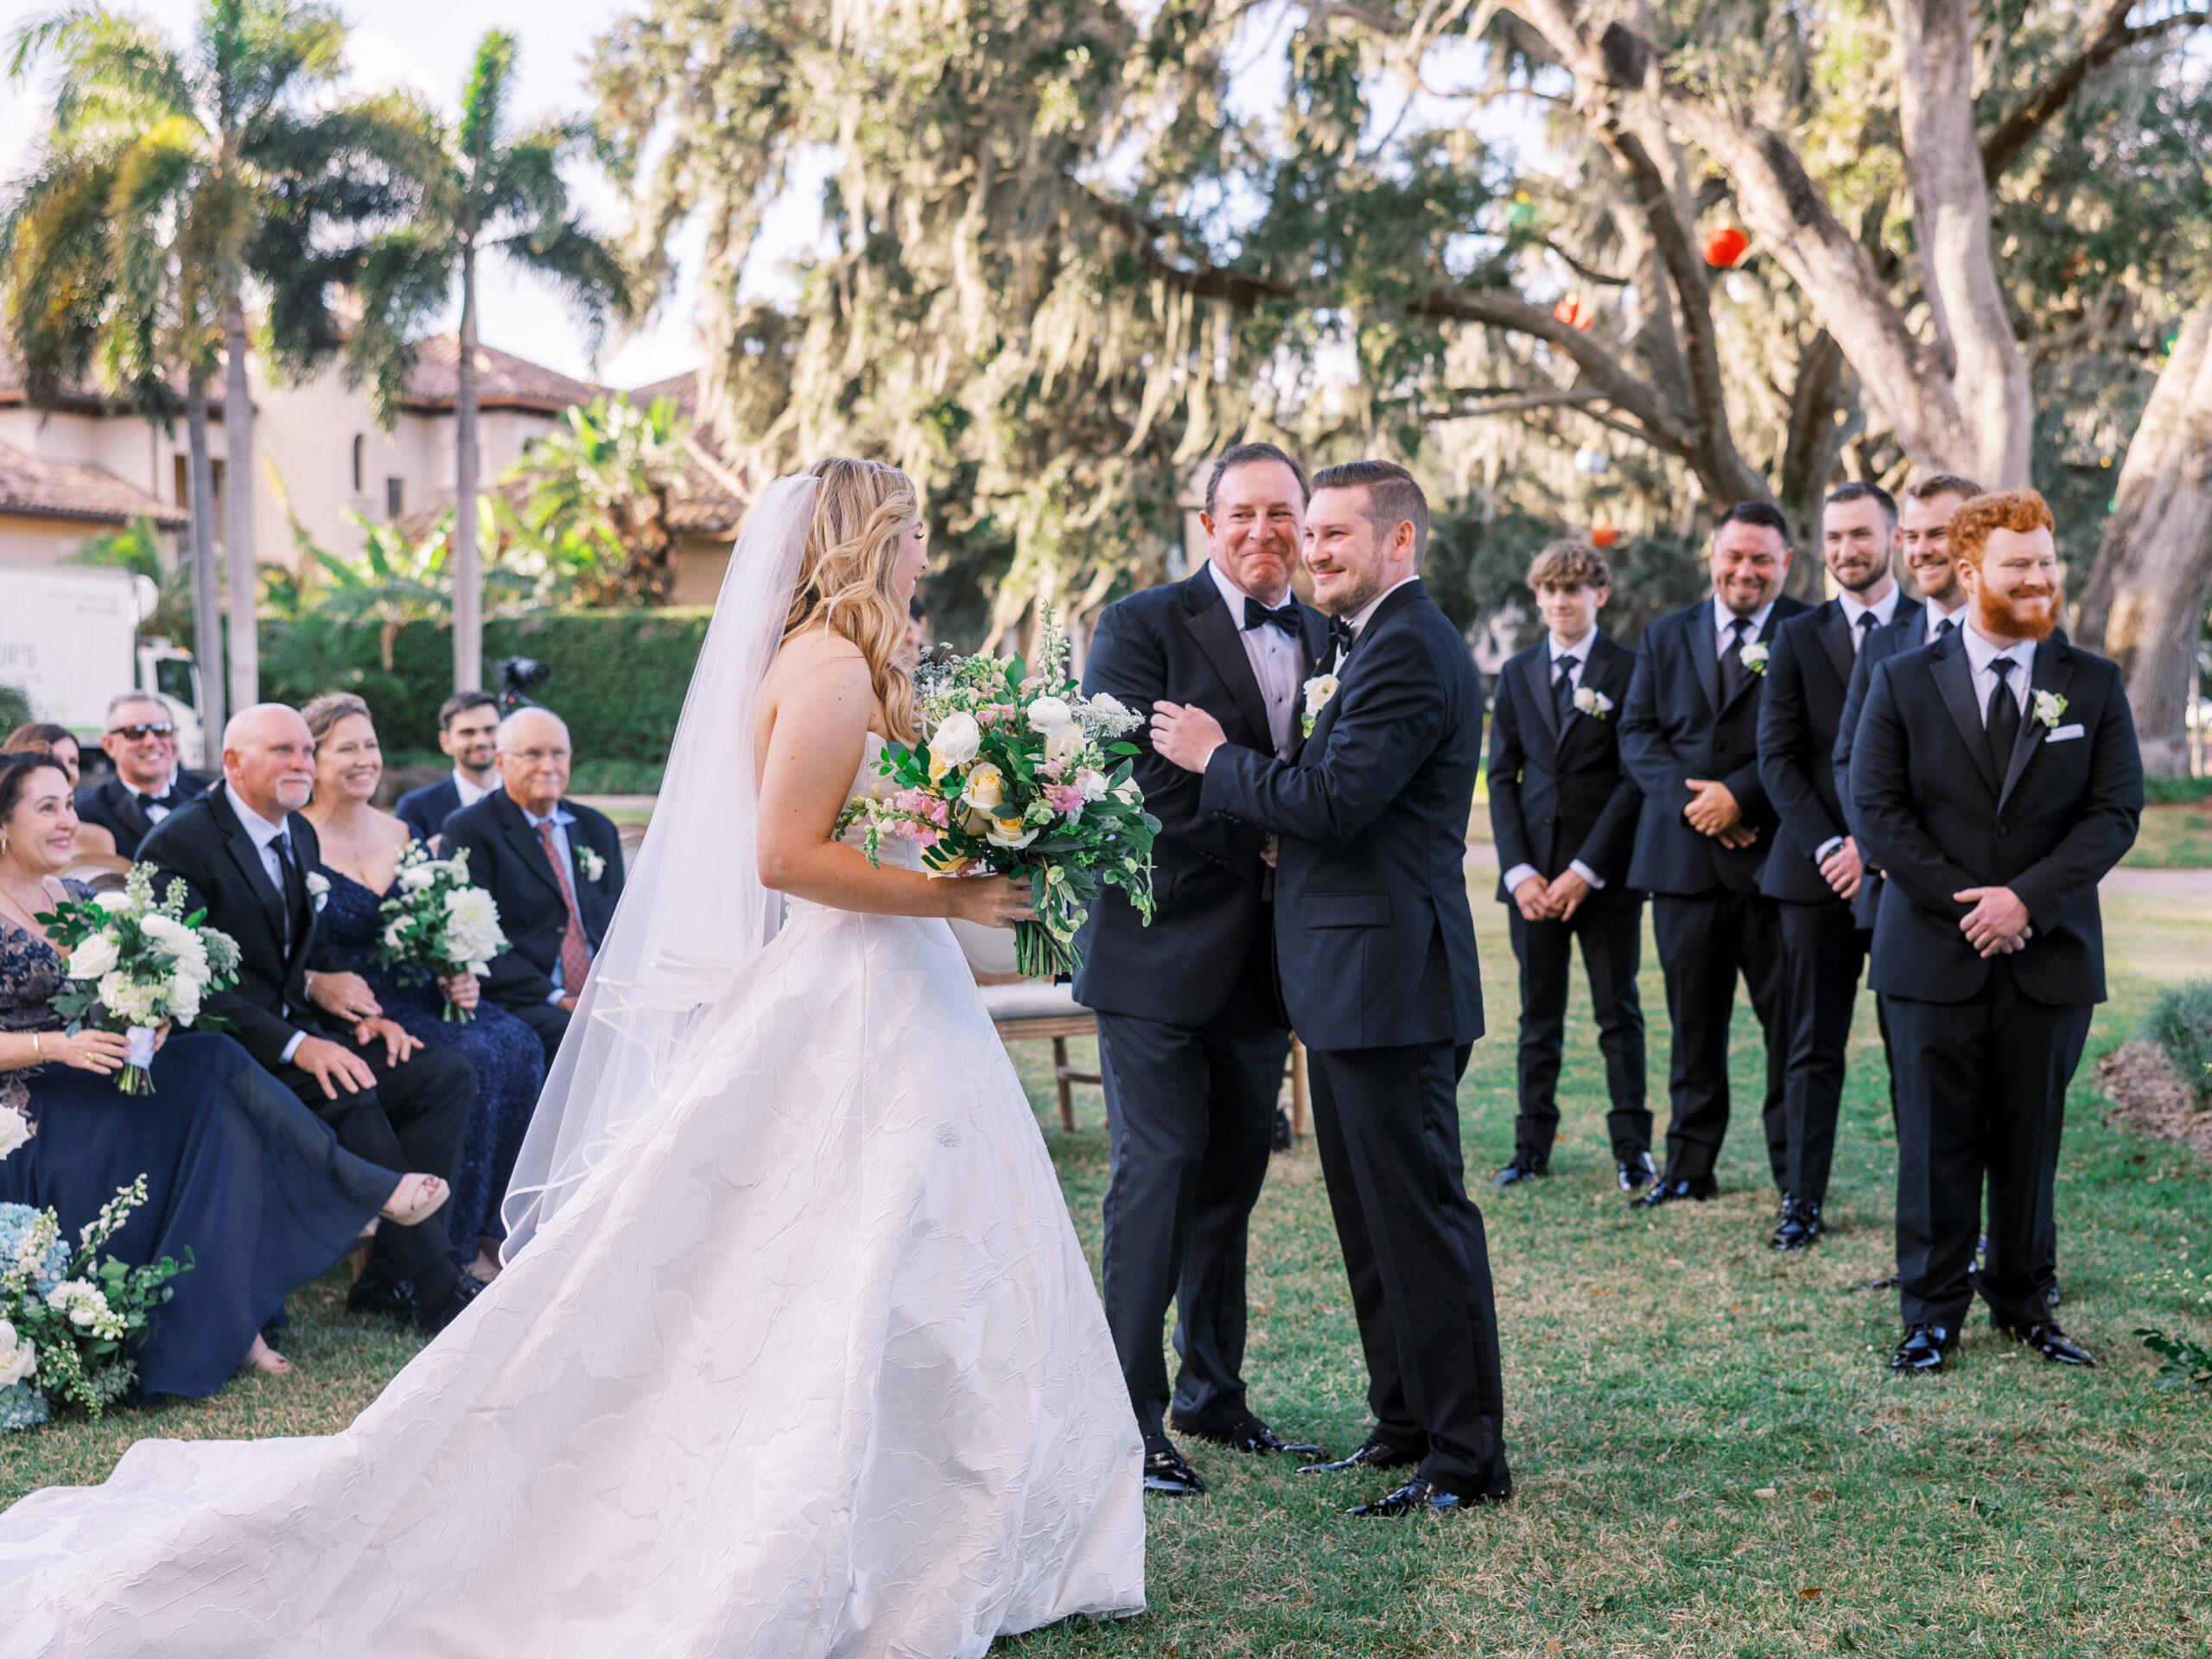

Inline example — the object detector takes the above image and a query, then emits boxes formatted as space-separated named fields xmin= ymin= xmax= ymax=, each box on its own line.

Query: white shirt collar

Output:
xmin=1962 ymin=620 xmax=2037 ymax=671
xmin=1347 ymin=574 xmax=1420 ymax=638
xmin=1548 ymin=628 xmax=1596 ymax=664
xmin=453 ymin=768 xmax=493 ymax=807
xmin=126 ymin=768 xmax=179 ymax=802
xmin=1925 ymin=597 xmax=1965 ymax=639
xmin=1713 ymin=595 xmax=1776 ymax=641
xmin=1205 ymin=556 xmax=1293 ymax=619
xmin=224 ymin=782 xmax=289 ymax=849
xmin=518 ymin=801 xmax=575 ymax=830
xmin=1839 ymin=584 xmax=1901 ymax=630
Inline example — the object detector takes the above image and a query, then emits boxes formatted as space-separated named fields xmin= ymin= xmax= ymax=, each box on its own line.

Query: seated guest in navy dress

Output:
xmin=392 ymin=690 xmax=502 ymax=851
xmin=300 ymin=696 xmax=543 ymax=1283
xmin=0 ymin=753 xmax=451 ymax=1395
xmin=3 ymin=722 xmax=117 ymax=860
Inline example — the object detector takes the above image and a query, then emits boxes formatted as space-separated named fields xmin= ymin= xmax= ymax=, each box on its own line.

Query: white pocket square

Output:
xmin=2045 ymin=723 xmax=2085 ymax=742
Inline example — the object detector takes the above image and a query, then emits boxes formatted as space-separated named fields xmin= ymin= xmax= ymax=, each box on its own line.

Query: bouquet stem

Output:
xmin=441 ymin=999 xmax=474 ymax=1025
xmin=114 ymin=1065 xmax=154 ymax=1096
xmin=1013 ymin=919 xmax=1080 ymax=980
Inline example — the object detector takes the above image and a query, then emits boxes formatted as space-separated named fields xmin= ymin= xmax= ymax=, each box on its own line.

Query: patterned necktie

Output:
xmin=1553 ymin=658 xmax=1578 ymax=728
xmin=536 ymin=821 xmax=593 ymax=994
xmin=1719 ymin=617 xmax=1751 ymax=699
xmin=271 ymin=830 xmax=303 ymax=954
xmin=1986 ymin=658 xmax=2022 ymax=778
xmin=1853 ymin=611 xmax=1878 ymax=653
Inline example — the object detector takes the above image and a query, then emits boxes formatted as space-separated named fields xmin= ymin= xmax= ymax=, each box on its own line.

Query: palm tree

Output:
xmin=350 ymin=30 xmax=630 ymax=693
xmin=506 ymin=394 xmax=691 ymax=607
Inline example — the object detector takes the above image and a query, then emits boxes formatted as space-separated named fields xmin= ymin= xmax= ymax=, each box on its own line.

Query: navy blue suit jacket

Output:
xmin=439 ymin=791 xmax=626 ymax=1012
xmin=393 ymin=777 xmax=463 ymax=846
xmin=1484 ymin=632 xmax=1642 ymax=905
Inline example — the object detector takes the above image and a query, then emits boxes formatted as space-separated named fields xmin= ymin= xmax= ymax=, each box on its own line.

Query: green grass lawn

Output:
xmin=4 ymin=887 xmax=2208 ymax=1656
xmin=2123 ymin=804 xmax=2212 ymax=868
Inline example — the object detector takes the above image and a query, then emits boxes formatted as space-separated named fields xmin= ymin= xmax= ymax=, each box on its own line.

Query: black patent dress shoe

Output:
xmin=1890 ymin=1323 xmax=1957 ymax=1374
xmin=346 ymin=1277 xmax=419 ymax=1325
xmin=1142 ymin=1445 xmax=1206 ymax=1497
xmin=1491 ymin=1157 xmax=1547 ymax=1189
xmin=1173 ymin=1413 xmax=1323 ymax=1458
xmin=1349 ymin=1477 xmax=1505 ymax=1516
xmin=1770 ymin=1197 xmax=1823 ymax=1252
xmin=1296 ymin=1436 xmax=1421 ymax=1476
xmin=416 ymin=1272 xmax=484 ymax=1336
xmin=1271 ymin=1104 xmax=1295 ymax=1153
xmin=1632 ymin=1175 xmax=1718 ymax=1210
xmin=1616 ymin=1151 xmax=1656 ymax=1193
xmin=1997 ymin=1319 xmax=2097 ymax=1367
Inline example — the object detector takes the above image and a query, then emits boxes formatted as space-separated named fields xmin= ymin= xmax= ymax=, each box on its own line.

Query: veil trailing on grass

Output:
xmin=499 ymin=472 xmax=817 ymax=1261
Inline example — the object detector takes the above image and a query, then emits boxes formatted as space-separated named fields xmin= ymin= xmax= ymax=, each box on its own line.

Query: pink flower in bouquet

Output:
xmin=1043 ymin=782 xmax=1087 ymax=816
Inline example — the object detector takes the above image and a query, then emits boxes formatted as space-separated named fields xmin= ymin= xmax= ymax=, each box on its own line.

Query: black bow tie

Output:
xmin=1243 ymin=596 xmax=1302 ymax=639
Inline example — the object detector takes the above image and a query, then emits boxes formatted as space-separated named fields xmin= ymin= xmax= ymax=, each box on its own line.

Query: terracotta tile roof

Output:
xmin=0 ymin=355 xmax=226 ymax=419
xmin=400 ymin=335 xmax=605 ymax=414
xmin=0 ymin=440 xmax=187 ymax=527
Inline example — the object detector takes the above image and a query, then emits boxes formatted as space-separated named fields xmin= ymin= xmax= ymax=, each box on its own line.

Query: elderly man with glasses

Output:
xmin=73 ymin=691 xmax=212 ymax=857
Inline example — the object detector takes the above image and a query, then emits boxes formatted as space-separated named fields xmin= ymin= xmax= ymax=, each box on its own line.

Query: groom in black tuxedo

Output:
xmin=1074 ymin=442 xmax=1332 ymax=1497
xmin=1153 ymin=461 xmax=1505 ymax=1516
xmin=1853 ymin=490 xmax=2139 ymax=1375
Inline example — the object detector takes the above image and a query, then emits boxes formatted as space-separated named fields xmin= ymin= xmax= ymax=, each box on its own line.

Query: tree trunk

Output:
xmin=221 ymin=294 xmax=258 ymax=717
xmin=185 ymin=370 xmax=226 ymax=739
xmin=454 ymin=245 xmax=483 ymax=693
xmin=2074 ymin=300 xmax=2212 ymax=778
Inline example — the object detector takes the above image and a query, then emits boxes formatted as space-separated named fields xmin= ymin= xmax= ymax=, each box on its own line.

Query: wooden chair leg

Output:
xmin=1052 ymin=1035 xmax=1076 ymax=1133
xmin=1290 ymin=1038 xmax=1309 ymax=1137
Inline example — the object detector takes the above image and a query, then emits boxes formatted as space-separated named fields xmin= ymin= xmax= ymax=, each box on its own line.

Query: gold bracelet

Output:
xmin=32 ymin=1032 xmax=42 ymax=1061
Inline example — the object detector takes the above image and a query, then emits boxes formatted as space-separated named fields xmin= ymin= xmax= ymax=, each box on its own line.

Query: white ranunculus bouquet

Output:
xmin=36 ymin=866 xmax=242 ymax=1095
xmin=375 ymin=844 xmax=512 ymax=1022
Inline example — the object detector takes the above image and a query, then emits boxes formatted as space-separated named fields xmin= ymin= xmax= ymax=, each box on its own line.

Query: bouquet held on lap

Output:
xmin=375 ymin=844 xmax=512 ymax=1021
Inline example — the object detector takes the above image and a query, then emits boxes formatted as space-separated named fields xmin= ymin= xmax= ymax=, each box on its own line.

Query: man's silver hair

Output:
xmin=497 ymin=706 xmax=571 ymax=753
xmin=105 ymin=690 xmax=168 ymax=725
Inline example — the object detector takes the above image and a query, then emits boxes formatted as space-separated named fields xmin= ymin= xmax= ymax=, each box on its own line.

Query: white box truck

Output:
xmin=0 ymin=566 xmax=207 ymax=768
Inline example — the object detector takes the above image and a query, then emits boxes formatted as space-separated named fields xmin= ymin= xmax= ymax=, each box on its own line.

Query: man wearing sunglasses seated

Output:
xmin=73 ymin=691 xmax=211 ymax=858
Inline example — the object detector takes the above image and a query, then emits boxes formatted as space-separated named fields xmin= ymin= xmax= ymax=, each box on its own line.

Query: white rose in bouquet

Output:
xmin=397 ymin=862 xmax=441 ymax=893
xmin=1027 ymin=696 xmax=1075 ymax=737
xmin=929 ymin=711 xmax=982 ymax=779
xmin=0 ymin=1318 xmax=34 ymax=1387
xmin=93 ymin=891 xmax=133 ymax=913
xmin=985 ymin=814 xmax=1040 ymax=849
xmin=96 ymin=972 xmax=159 ymax=1027
xmin=67 ymin=931 xmax=120 ymax=981
xmin=962 ymin=763 xmax=1008 ymax=810
xmin=168 ymin=975 xmax=201 ymax=1024
xmin=1075 ymin=766 xmax=1109 ymax=801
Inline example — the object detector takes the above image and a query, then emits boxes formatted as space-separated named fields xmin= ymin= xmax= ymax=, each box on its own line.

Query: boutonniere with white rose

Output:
xmin=2031 ymin=690 xmax=2069 ymax=731
xmin=304 ymin=871 xmax=330 ymax=912
xmin=1738 ymin=641 xmax=1770 ymax=677
xmin=1300 ymin=673 xmax=1340 ymax=737
xmin=575 ymin=845 xmax=607 ymax=885
xmin=1572 ymin=685 xmax=1613 ymax=720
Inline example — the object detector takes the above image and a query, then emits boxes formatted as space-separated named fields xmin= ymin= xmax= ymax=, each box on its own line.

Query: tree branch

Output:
xmin=1980 ymin=3 xmax=2209 ymax=182
xmin=1541 ymin=237 xmax=1630 ymax=286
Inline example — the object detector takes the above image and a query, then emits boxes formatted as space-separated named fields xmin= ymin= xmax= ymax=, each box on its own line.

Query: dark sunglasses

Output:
xmin=108 ymin=721 xmax=176 ymax=741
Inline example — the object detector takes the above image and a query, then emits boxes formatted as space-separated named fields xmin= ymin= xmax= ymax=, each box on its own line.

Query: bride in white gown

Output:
xmin=0 ymin=460 xmax=1147 ymax=1656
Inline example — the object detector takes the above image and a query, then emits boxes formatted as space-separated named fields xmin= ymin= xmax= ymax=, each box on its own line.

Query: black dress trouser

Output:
xmin=1886 ymin=963 xmax=2091 ymax=1332
xmin=277 ymin=1035 xmax=474 ymax=1300
xmin=1308 ymin=1038 xmax=1510 ymax=1503
xmin=1777 ymin=898 xmax=1867 ymax=1207
xmin=1505 ymin=899 xmax=1649 ymax=1166
xmin=1649 ymin=887 xmax=1789 ymax=1187
xmin=498 ymin=995 xmax=571 ymax=1071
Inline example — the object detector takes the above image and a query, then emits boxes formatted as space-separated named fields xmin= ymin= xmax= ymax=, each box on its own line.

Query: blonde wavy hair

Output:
xmin=782 ymin=457 xmax=922 ymax=741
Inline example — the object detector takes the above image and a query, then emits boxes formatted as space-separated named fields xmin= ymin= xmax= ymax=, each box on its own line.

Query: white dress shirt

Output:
xmin=129 ymin=768 xmax=183 ymax=824
xmin=520 ymin=803 xmax=582 ymax=1001
xmin=1838 ymin=583 xmax=1902 ymax=649
xmin=1962 ymin=621 xmax=2036 ymax=723
xmin=1713 ymin=595 xmax=1777 ymax=654
xmin=226 ymin=783 xmax=308 ymax=1064
xmin=1207 ymin=558 xmax=1304 ymax=759
xmin=1924 ymin=600 xmax=1965 ymax=645
xmin=452 ymin=769 xmax=494 ymax=811
xmin=1503 ymin=629 xmax=1607 ymax=902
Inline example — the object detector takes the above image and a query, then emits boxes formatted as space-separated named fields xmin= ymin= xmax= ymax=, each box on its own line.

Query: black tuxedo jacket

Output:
xmin=1850 ymin=628 xmax=2141 ymax=1006
xmin=1484 ymin=632 xmax=1642 ymax=906
xmin=73 ymin=772 xmax=211 ymax=860
xmin=439 ymin=791 xmax=626 ymax=1011
xmin=394 ymin=777 xmax=463 ymax=847
xmin=1756 ymin=597 xmax=1922 ymax=906
xmin=1831 ymin=600 xmax=1935 ymax=926
xmin=1618 ymin=594 xmax=1812 ymax=896
xmin=137 ymin=789 xmax=341 ymax=1069
xmin=1199 ymin=580 xmax=1484 ymax=1052
xmin=1072 ymin=566 xmax=1330 ymax=1025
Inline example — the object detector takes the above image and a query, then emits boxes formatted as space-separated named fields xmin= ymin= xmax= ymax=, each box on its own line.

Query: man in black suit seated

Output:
xmin=1484 ymin=541 xmax=1649 ymax=1192
xmin=73 ymin=691 xmax=210 ymax=858
xmin=137 ymin=704 xmax=479 ymax=1332
xmin=1153 ymin=461 xmax=1508 ymax=1517
xmin=1754 ymin=482 xmax=1913 ymax=1252
xmin=441 ymin=706 xmax=626 ymax=1068
xmin=1853 ymin=490 xmax=2140 ymax=1375
xmin=1618 ymin=501 xmax=1811 ymax=1209
xmin=394 ymin=690 xmax=501 ymax=849
xmin=1074 ymin=442 xmax=1331 ymax=1499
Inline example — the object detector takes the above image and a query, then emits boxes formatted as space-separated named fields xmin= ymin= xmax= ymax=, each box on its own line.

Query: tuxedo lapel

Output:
xmin=1688 ymin=601 xmax=1723 ymax=715
xmin=1929 ymin=633 xmax=2000 ymax=796
xmin=1996 ymin=638 xmax=2075 ymax=816
xmin=207 ymin=789 xmax=290 ymax=969
xmin=104 ymin=779 xmax=155 ymax=846
xmin=1815 ymin=602 xmax=1855 ymax=690
xmin=1716 ymin=603 xmax=1785 ymax=718
xmin=494 ymin=792 xmax=569 ymax=904
xmin=1519 ymin=647 xmax=1560 ymax=743
xmin=1559 ymin=636 xmax=1628 ymax=761
xmin=1287 ymin=605 xmax=1332 ymax=763
xmin=1183 ymin=578 xmax=1273 ymax=750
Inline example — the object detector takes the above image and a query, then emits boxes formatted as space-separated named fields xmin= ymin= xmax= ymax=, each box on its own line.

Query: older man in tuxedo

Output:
xmin=1753 ymin=482 xmax=1912 ymax=1251
xmin=394 ymin=690 xmax=501 ymax=847
xmin=441 ymin=707 xmax=626 ymax=1068
xmin=1618 ymin=502 xmax=1810 ymax=1208
xmin=1075 ymin=441 xmax=1332 ymax=1498
xmin=73 ymin=692 xmax=210 ymax=857
xmin=1852 ymin=490 xmax=2140 ymax=1375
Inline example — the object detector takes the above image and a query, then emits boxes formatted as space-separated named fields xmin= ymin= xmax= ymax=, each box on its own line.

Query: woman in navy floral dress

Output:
xmin=299 ymin=696 xmax=544 ymax=1282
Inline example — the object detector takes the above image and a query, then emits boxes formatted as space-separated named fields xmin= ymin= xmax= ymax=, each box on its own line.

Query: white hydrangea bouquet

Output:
xmin=837 ymin=607 xmax=1160 ymax=978
xmin=0 ymin=1179 xmax=192 ymax=1431
xmin=36 ymin=866 xmax=243 ymax=1095
xmin=374 ymin=843 xmax=511 ymax=1022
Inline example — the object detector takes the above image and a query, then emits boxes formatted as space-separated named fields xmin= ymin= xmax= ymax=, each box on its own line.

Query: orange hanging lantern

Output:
xmin=1704 ymin=226 xmax=1749 ymax=268
xmin=1553 ymin=297 xmax=1593 ymax=330
xmin=1590 ymin=519 xmax=1621 ymax=548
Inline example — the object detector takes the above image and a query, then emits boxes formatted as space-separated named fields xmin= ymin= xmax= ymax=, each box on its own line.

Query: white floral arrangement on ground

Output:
xmin=837 ymin=607 xmax=1160 ymax=978
xmin=375 ymin=844 xmax=512 ymax=1023
xmin=0 ymin=1179 xmax=192 ymax=1431
xmin=36 ymin=866 xmax=242 ymax=1095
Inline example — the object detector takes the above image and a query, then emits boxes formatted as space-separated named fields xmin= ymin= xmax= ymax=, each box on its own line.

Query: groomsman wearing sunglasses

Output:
xmin=73 ymin=691 xmax=211 ymax=858
xmin=1850 ymin=490 xmax=2140 ymax=1376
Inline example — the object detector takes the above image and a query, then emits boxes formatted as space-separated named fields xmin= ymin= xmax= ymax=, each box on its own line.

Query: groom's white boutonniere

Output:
xmin=2031 ymin=690 xmax=2068 ymax=731
xmin=1300 ymin=672 xmax=1340 ymax=738
xmin=1572 ymin=685 xmax=1613 ymax=720
xmin=575 ymin=846 xmax=607 ymax=884
xmin=304 ymin=871 xmax=331 ymax=912
xmin=1738 ymin=641 xmax=1770 ymax=677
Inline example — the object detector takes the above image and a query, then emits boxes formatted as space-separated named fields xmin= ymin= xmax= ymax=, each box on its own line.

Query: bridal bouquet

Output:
xmin=374 ymin=844 xmax=511 ymax=1022
xmin=37 ymin=866 xmax=242 ymax=1094
xmin=839 ymin=608 xmax=1159 ymax=977
xmin=0 ymin=1178 xmax=192 ymax=1431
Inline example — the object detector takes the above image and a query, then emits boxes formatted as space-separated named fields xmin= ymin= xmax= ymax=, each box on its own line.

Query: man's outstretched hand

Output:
xmin=1151 ymin=702 xmax=1228 ymax=773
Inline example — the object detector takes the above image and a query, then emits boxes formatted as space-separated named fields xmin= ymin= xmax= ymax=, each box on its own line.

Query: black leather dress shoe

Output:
xmin=1997 ymin=1319 xmax=2097 ymax=1367
xmin=1142 ymin=1446 xmax=1206 ymax=1497
xmin=1889 ymin=1323 xmax=1957 ymax=1374
xmin=1296 ymin=1436 xmax=1421 ymax=1476
xmin=1349 ymin=1477 xmax=1505 ymax=1516
xmin=416 ymin=1272 xmax=484 ymax=1336
xmin=346 ymin=1277 xmax=419 ymax=1325
xmin=1173 ymin=1413 xmax=1323 ymax=1457
xmin=1632 ymin=1175 xmax=1718 ymax=1210
xmin=1616 ymin=1151 xmax=1656 ymax=1193
xmin=1770 ymin=1196 xmax=1823 ymax=1252
xmin=1491 ymin=1158 xmax=1547 ymax=1188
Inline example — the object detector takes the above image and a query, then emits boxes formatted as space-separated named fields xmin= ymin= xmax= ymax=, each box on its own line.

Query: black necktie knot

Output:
xmin=1243 ymin=596 xmax=1302 ymax=639
xmin=1325 ymin=614 xmax=1356 ymax=655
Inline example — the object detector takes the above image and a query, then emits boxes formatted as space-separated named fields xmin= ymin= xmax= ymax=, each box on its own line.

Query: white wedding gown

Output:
xmin=0 ymin=739 xmax=1146 ymax=1656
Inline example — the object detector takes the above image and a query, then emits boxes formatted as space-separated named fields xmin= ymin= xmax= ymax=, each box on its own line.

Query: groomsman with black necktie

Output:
xmin=1754 ymin=482 xmax=1911 ymax=1251
xmin=1851 ymin=490 xmax=2140 ymax=1375
xmin=1618 ymin=502 xmax=1810 ymax=1208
